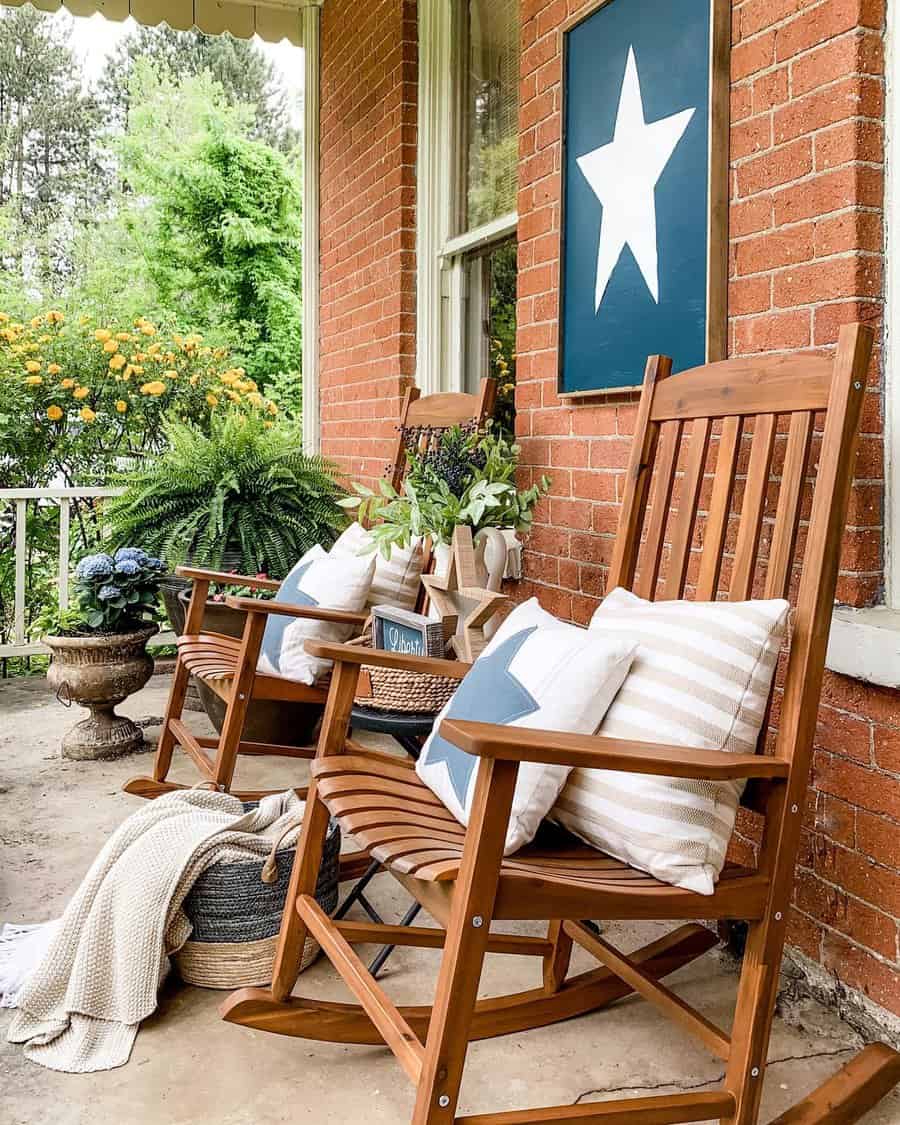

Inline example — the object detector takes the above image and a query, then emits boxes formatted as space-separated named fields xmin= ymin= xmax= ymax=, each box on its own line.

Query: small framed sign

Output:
xmin=558 ymin=0 xmax=729 ymax=397
xmin=372 ymin=605 xmax=446 ymax=659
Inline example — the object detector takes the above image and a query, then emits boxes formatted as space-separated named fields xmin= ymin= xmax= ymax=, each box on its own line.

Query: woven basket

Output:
xmin=353 ymin=634 xmax=458 ymax=715
xmin=174 ymin=812 xmax=341 ymax=990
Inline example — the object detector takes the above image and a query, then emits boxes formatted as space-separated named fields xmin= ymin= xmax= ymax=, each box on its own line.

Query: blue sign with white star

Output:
xmin=421 ymin=627 xmax=540 ymax=806
xmin=559 ymin=0 xmax=727 ymax=394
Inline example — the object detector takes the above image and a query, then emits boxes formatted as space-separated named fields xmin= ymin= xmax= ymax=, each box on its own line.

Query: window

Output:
xmin=417 ymin=0 xmax=519 ymax=426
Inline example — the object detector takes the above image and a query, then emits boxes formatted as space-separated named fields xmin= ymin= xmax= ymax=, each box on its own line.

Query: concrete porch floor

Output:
xmin=1 ymin=672 xmax=898 ymax=1125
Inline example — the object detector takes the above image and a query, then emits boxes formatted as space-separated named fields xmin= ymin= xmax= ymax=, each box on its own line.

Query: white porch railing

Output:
xmin=0 ymin=487 xmax=173 ymax=660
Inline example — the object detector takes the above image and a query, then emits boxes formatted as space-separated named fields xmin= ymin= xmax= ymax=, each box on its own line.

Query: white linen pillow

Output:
xmin=416 ymin=598 xmax=637 ymax=855
xmin=257 ymin=548 xmax=375 ymax=685
xmin=551 ymin=587 xmax=790 ymax=894
xmin=332 ymin=521 xmax=424 ymax=611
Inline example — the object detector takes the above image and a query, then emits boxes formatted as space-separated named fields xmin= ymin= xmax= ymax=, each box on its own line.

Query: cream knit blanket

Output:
xmin=4 ymin=788 xmax=304 ymax=1073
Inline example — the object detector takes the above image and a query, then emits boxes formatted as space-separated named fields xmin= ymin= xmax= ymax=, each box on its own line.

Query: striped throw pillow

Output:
xmin=550 ymin=588 xmax=789 ymax=894
xmin=332 ymin=522 xmax=425 ymax=612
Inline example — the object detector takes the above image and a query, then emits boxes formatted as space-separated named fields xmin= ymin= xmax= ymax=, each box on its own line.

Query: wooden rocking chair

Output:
xmin=222 ymin=324 xmax=900 ymax=1124
xmin=124 ymin=378 xmax=497 ymax=801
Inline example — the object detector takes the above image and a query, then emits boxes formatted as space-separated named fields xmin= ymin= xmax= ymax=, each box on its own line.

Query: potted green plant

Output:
xmin=41 ymin=548 xmax=165 ymax=760
xmin=341 ymin=425 xmax=549 ymax=580
xmin=106 ymin=409 xmax=347 ymax=635
xmin=106 ymin=410 xmax=347 ymax=743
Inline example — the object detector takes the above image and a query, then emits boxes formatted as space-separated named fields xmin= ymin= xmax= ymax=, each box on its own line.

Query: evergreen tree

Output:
xmin=99 ymin=26 xmax=299 ymax=152
xmin=117 ymin=63 xmax=302 ymax=388
xmin=0 ymin=7 xmax=109 ymax=291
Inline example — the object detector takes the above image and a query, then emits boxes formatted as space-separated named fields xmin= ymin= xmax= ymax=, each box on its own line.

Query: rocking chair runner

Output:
xmin=222 ymin=324 xmax=900 ymax=1125
xmin=124 ymin=378 xmax=497 ymax=802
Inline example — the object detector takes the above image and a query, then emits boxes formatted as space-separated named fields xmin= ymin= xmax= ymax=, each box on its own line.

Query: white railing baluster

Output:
xmin=14 ymin=499 xmax=26 ymax=647
xmin=58 ymin=498 xmax=70 ymax=611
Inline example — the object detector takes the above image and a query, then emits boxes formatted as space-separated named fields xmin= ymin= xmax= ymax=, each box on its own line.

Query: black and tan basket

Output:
xmin=352 ymin=633 xmax=458 ymax=715
xmin=174 ymin=812 xmax=341 ymax=990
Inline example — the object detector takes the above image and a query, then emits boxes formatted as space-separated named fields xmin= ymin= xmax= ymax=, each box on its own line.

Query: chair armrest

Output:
xmin=304 ymin=640 xmax=470 ymax=680
xmin=175 ymin=566 xmax=281 ymax=592
xmin=438 ymin=720 xmax=790 ymax=782
xmin=224 ymin=596 xmax=369 ymax=628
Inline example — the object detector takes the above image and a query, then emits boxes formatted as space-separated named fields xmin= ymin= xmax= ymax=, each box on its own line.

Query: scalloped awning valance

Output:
xmin=5 ymin=0 xmax=304 ymax=45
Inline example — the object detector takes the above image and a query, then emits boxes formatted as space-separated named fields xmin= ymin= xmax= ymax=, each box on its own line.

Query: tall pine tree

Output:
xmin=99 ymin=26 xmax=299 ymax=152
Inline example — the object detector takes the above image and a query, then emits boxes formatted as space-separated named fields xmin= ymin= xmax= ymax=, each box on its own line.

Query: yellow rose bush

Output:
xmin=2 ymin=310 xmax=281 ymax=486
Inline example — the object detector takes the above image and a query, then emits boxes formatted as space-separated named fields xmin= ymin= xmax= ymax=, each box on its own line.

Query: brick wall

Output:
xmin=319 ymin=0 xmax=418 ymax=485
xmin=516 ymin=0 xmax=897 ymax=1018
xmin=315 ymin=0 xmax=898 ymax=1021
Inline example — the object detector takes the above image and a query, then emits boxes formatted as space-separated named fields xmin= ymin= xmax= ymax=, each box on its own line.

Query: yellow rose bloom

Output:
xmin=189 ymin=373 xmax=200 ymax=386
xmin=147 ymin=342 xmax=161 ymax=355
xmin=109 ymin=354 xmax=127 ymax=371
xmin=226 ymin=390 xmax=241 ymax=403
xmin=130 ymin=365 xmax=144 ymax=376
xmin=79 ymin=407 xmax=96 ymax=423
xmin=163 ymin=369 xmax=179 ymax=380
xmin=73 ymin=386 xmax=90 ymax=400
xmin=140 ymin=381 xmax=167 ymax=396
xmin=206 ymin=393 xmax=218 ymax=408
xmin=25 ymin=360 xmax=41 ymax=373
xmin=140 ymin=324 xmax=156 ymax=336
xmin=220 ymin=372 xmax=238 ymax=386
xmin=24 ymin=375 xmax=43 ymax=386
xmin=233 ymin=367 xmax=246 ymax=377
xmin=267 ymin=402 xmax=278 ymax=416
xmin=103 ymin=339 xmax=119 ymax=354
xmin=47 ymin=404 xmax=63 ymax=421
xmin=264 ymin=420 xmax=273 ymax=429
xmin=246 ymin=392 xmax=264 ymax=408
xmin=47 ymin=363 xmax=62 ymax=375
xmin=94 ymin=329 xmax=112 ymax=342
xmin=116 ymin=332 xmax=132 ymax=342
xmin=47 ymin=310 xmax=64 ymax=324
xmin=61 ymin=377 xmax=75 ymax=389
xmin=30 ymin=315 xmax=42 ymax=328
xmin=116 ymin=400 xmax=128 ymax=413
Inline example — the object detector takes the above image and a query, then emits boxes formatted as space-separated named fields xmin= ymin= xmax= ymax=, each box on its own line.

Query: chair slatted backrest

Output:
xmin=606 ymin=325 xmax=872 ymax=845
xmin=388 ymin=379 xmax=497 ymax=491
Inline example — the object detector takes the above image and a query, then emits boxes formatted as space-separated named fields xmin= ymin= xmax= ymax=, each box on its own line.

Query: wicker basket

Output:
xmin=353 ymin=634 xmax=458 ymax=715
xmin=174 ymin=813 xmax=341 ymax=990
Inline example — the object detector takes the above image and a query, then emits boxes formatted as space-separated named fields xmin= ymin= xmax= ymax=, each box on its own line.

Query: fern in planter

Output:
xmin=106 ymin=411 xmax=347 ymax=580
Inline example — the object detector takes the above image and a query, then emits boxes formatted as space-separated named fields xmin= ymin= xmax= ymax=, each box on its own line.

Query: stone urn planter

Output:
xmin=45 ymin=625 xmax=159 ymax=760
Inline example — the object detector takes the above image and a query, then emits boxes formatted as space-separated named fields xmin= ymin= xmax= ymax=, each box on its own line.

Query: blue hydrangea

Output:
xmin=114 ymin=547 xmax=149 ymax=565
xmin=75 ymin=554 xmax=114 ymax=581
xmin=146 ymin=557 xmax=166 ymax=571
xmin=114 ymin=558 xmax=140 ymax=576
xmin=97 ymin=584 xmax=122 ymax=601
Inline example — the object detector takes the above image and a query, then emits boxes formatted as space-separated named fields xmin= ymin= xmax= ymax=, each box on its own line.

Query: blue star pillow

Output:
xmin=257 ymin=546 xmax=375 ymax=685
xmin=416 ymin=599 xmax=637 ymax=854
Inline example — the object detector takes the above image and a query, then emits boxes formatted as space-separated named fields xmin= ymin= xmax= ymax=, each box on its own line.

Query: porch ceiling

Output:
xmin=5 ymin=0 xmax=304 ymax=44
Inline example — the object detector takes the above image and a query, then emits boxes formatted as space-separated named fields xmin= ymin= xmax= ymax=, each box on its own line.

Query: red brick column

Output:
xmin=516 ymin=0 xmax=897 ymax=1016
xmin=319 ymin=0 xmax=418 ymax=485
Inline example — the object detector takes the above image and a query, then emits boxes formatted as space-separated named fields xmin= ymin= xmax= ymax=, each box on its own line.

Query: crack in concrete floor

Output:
xmin=574 ymin=1045 xmax=855 ymax=1102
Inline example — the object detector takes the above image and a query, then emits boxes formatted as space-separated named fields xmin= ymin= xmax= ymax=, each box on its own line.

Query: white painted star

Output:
xmin=577 ymin=46 xmax=695 ymax=312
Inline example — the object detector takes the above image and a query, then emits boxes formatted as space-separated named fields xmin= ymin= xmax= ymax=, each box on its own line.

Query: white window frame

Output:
xmin=824 ymin=7 xmax=898 ymax=686
xmin=417 ymin=0 xmax=518 ymax=396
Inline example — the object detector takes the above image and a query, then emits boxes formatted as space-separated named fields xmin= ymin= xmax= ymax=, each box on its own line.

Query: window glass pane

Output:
xmin=465 ymin=0 xmax=519 ymax=230
xmin=463 ymin=239 xmax=517 ymax=436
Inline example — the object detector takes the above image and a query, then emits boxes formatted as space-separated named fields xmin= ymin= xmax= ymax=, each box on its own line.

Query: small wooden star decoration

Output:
xmin=422 ymin=526 xmax=508 ymax=663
